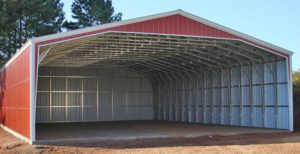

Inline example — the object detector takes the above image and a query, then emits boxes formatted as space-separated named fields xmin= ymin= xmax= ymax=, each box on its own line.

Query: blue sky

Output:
xmin=62 ymin=0 xmax=300 ymax=71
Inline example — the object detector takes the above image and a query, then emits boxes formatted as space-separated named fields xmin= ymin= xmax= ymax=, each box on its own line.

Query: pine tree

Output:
xmin=63 ymin=0 xmax=122 ymax=30
xmin=0 ymin=0 xmax=65 ymax=65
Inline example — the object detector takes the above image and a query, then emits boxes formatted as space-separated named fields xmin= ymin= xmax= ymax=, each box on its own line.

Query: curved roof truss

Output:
xmin=39 ymin=32 xmax=285 ymax=77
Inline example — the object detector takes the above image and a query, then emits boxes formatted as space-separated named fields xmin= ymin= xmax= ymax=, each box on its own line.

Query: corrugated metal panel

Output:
xmin=222 ymin=88 xmax=229 ymax=106
xmin=0 ymin=45 xmax=31 ymax=139
xmin=253 ymin=107 xmax=263 ymax=127
xmin=204 ymin=107 xmax=212 ymax=123
xmin=196 ymin=107 xmax=204 ymax=123
xmin=264 ymin=62 xmax=275 ymax=84
xmin=231 ymin=87 xmax=240 ymax=106
xmin=277 ymin=61 xmax=287 ymax=82
xmin=212 ymin=107 xmax=221 ymax=124
xmin=83 ymin=107 xmax=97 ymax=121
xmin=242 ymin=87 xmax=250 ymax=105
xmin=37 ymin=93 xmax=50 ymax=106
xmin=99 ymin=92 xmax=112 ymax=121
xmin=278 ymin=107 xmax=289 ymax=129
xmin=221 ymin=107 xmax=230 ymax=125
xmin=278 ymin=84 xmax=289 ymax=106
xmin=231 ymin=67 xmax=240 ymax=86
xmin=265 ymin=85 xmax=275 ymax=106
xmin=36 ymin=66 xmax=153 ymax=122
xmin=252 ymin=64 xmax=263 ymax=84
xmin=241 ymin=107 xmax=251 ymax=127
xmin=265 ymin=107 xmax=276 ymax=128
xmin=36 ymin=108 xmax=50 ymax=122
xmin=36 ymin=61 xmax=290 ymax=130
xmin=231 ymin=107 xmax=240 ymax=126
xmin=253 ymin=86 xmax=263 ymax=105
xmin=52 ymin=107 xmax=65 ymax=121
xmin=67 ymin=107 xmax=81 ymax=121
xmin=51 ymin=78 xmax=65 ymax=91
xmin=241 ymin=66 xmax=250 ymax=85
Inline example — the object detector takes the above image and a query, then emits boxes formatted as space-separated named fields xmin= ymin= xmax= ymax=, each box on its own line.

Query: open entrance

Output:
xmin=35 ymin=32 xmax=289 ymax=143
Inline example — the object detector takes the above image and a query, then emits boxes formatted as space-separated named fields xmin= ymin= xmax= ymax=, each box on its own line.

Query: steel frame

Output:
xmin=36 ymin=32 xmax=290 ymax=130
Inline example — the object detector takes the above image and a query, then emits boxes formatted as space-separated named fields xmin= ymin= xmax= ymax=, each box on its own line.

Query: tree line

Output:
xmin=0 ymin=0 xmax=122 ymax=66
xmin=294 ymin=70 xmax=300 ymax=129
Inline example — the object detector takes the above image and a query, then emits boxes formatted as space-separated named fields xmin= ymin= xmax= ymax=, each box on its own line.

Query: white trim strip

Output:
xmin=38 ymin=47 xmax=51 ymax=65
xmin=288 ymin=55 xmax=293 ymax=131
xmin=0 ymin=124 xmax=32 ymax=144
xmin=30 ymin=42 xmax=36 ymax=142
xmin=0 ymin=41 xmax=31 ymax=72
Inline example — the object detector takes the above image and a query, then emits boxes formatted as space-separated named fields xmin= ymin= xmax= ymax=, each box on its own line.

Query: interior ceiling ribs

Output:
xmin=39 ymin=32 xmax=285 ymax=76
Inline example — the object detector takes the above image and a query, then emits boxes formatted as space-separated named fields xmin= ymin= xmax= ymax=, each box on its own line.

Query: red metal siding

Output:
xmin=34 ymin=14 xmax=291 ymax=85
xmin=35 ymin=14 xmax=289 ymax=57
xmin=0 ymin=45 xmax=31 ymax=139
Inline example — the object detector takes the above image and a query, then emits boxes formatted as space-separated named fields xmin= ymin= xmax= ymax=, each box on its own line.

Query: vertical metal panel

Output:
xmin=212 ymin=107 xmax=221 ymax=124
xmin=231 ymin=87 xmax=240 ymax=106
xmin=67 ymin=107 xmax=81 ymax=121
xmin=98 ymin=92 xmax=112 ymax=121
xmin=221 ymin=107 xmax=230 ymax=125
xmin=278 ymin=84 xmax=288 ymax=106
xmin=36 ymin=66 xmax=153 ymax=122
xmin=241 ymin=66 xmax=250 ymax=85
xmin=252 ymin=64 xmax=263 ymax=84
xmin=51 ymin=93 xmax=65 ymax=106
xmin=36 ymin=61 xmax=290 ymax=130
xmin=52 ymin=107 xmax=65 ymax=121
xmin=277 ymin=107 xmax=289 ymax=129
xmin=253 ymin=107 xmax=263 ymax=127
xmin=84 ymin=93 xmax=97 ymax=106
xmin=83 ymin=107 xmax=97 ymax=121
xmin=204 ymin=107 xmax=211 ymax=123
xmin=277 ymin=61 xmax=287 ymax=82
xmin=68 ymin=93 xmax=81 ymax=106
xmin=51 ymin=67 xmax=66 ymax=76
xmin=37 ymin=78 xmax=49 ymax=91
xmin=265 ymin=107 xmax=276 ymax=128
xmin=67 ymin=78 xmax=81 ymax=91
xmin=241 ymin=107 xmax=251 ymax=127
xmin=253 ymin=86 xmax=263 ymax=105
xmin=0 ymin=45 xmax=31 ymax=138
xmin=51 ymin=78 xmax=65 ymax=91
xmin=264 ymin=62 xmax=275 ymax=84
xmin=36 ymin=108 xmax=50 ymax=122
xmin=222 ymin=88 xmax=229 ymax=106
xmin=265 ymin=85 xmax=275 ymax=105
xmin=230 ymin=107 xmax=240 ymax=126
xmin=242 ymin=87 xmax=250 ymax=105
xmin=83 ymin=78 xmax=97 ymax=91
xmin=37 ymin=93 xmax=50 ymax=106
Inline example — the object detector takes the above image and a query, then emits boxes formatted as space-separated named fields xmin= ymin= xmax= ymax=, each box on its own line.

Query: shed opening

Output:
xmin=35 ymin=32 xmax=290 ymax=142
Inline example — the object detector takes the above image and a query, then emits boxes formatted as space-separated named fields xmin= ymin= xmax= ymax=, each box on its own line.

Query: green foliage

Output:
xmin=294 ymin=70 xmax=300 ymax=102
xmin=294 ymin=70 xmax=300 ymax=129
xmin=0 ymin=0 xmax=65 ymax=64
xmin=63 ymin=0 xmax=122 ymax=30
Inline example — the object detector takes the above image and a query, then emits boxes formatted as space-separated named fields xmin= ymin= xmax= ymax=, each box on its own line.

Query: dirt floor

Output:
xmin=1 ymin=127 xmax=300 ymax=154
xmin=36 ymin=121 xmax=287 ymax=144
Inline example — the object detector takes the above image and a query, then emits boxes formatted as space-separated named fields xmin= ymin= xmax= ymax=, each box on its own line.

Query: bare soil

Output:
xmin=1 ymin=128 xmax=300 ymax=154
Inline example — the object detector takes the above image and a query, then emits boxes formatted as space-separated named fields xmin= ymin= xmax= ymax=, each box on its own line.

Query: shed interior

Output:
xmin=35 ymin=32 xmax=290 ymax=141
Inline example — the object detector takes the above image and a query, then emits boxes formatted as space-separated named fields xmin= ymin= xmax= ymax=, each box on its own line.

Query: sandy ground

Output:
xmin=1 ymin=128 xmax=300 ymax=154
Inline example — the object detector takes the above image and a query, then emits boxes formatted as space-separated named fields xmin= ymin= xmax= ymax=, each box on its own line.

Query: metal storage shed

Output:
xmin=0 ymin=10 xmax=293 ymax=144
